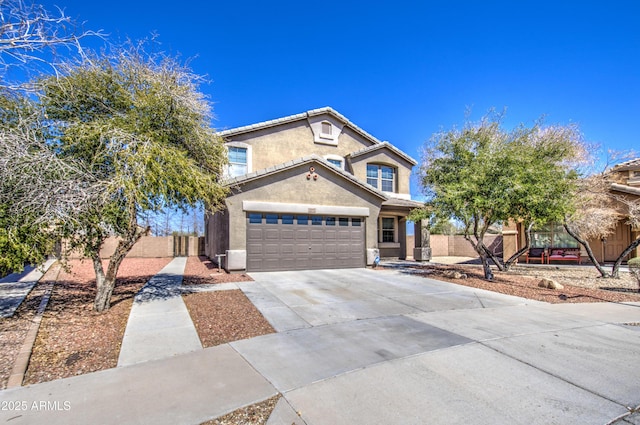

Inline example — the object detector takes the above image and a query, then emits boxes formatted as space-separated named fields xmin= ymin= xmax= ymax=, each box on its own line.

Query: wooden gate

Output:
xmin=173 ymin=236 xmax=189 ymax=257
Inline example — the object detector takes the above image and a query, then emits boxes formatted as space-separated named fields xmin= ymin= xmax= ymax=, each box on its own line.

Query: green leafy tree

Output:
xmin=417 ymin=112 xmax=584 ymax=280
xmin=38 ymin=45 xmax=228 ymax=311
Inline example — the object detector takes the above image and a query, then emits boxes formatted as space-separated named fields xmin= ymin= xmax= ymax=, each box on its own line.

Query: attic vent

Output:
xmin=321 ymin=121 xmax=332 ymax=136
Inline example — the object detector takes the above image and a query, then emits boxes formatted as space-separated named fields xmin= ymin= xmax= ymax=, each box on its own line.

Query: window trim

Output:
xmin=367 ymin=164 xmax=396 ymax=193
xmin=320 ymin=121 xmax=333 ymax=139
xmin=379 ymin=216 xmax=398 ymax=244
xmin=324 ymin=154 xmax=345 ymax=170
xmin=225 ymin=142 xmax=252 ymax=178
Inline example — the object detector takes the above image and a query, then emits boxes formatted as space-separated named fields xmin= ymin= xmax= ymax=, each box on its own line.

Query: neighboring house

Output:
xmin=502 ymin=158 xmax=640 ymax=263
xmin=204 ymin=107 xmax=424 ymax=272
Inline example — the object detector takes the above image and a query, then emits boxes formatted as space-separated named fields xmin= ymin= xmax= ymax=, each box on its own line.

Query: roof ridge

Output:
xmin=217 ymin=107 xmax=382 ymax=145
xmin=348 ymin=141 xmax=417 ymax=165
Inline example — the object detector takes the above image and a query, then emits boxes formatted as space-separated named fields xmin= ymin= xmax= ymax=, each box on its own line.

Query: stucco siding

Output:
xmin=350 ymin=151 xmax=413 ymax=195
xmin=225 ymin=162 xmax=383 ymax=251
xmin=225 ymin=118 xmax=373 ymax=172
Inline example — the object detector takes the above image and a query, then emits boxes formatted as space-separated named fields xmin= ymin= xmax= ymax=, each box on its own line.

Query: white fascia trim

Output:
xmin=243 ymin=201 xmax=370 ymax=217
xmin=384 ymin=192 xmax=412 ymax=200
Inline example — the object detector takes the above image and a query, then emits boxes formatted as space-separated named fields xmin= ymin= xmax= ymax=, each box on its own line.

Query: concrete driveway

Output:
xmin=236 ymin=268 xmax=640 ymax=425
xmin=1 ymin=267 xmax=638 ymax=424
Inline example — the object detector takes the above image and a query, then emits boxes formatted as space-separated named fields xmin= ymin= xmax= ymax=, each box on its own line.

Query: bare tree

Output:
xmin=564 ymin=153 xmax=640 ymax=278
xmin=564 ymin=174 xmax=619 ymax=277
xmin=0 ymin=0 xmax=102 ymax=88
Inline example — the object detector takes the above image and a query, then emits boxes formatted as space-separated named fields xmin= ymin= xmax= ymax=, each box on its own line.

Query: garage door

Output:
xmin=247 ymin=213 xmax=365 ymax=271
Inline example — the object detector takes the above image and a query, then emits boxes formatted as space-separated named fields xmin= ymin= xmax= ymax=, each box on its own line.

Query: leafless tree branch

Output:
xmin=0 ymin=0 xmax=104 ymax=88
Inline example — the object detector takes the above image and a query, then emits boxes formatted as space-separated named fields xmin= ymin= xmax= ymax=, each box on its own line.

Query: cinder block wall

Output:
xmin=66 ymin=236 xmax=204 ymax=259
xmin=409 ymin=234 xmax=503 ymax=258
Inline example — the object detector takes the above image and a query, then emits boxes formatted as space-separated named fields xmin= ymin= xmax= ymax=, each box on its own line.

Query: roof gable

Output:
xmin=224 ymin=154 xmax=388 ymax=201
xmin=218 ymin=107 xmax=381 ymax=146
xmin=348 ymin=141 xmax=417 ymax=166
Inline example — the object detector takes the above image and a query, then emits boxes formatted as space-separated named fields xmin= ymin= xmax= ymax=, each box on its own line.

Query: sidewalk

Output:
xmin=117 ymin=257 xmax=202 ymax=367
xmin=0 ymin=259 xmax=55 ymax=318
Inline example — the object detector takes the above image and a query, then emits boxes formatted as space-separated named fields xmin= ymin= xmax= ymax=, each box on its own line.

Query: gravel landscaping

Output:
xmin=400 ymin=262 xmax=640 ymax=303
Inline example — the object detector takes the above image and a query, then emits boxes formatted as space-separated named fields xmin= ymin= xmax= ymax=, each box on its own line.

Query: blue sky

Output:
xmin=38 ymin=0 xmax=639 ymax=198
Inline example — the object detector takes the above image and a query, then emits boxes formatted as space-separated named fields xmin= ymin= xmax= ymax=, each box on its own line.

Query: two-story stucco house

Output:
xmin=204 ymin=107 xmax=426 ymax=272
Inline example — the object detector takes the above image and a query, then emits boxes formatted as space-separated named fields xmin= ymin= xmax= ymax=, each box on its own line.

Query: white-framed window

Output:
xmin=226 ymin=142 xmax=251 ymax=178
xmin=367 ymin=164 xmax=395 ymax=192
xmin=324 ymin=154 xmax=344 ymax=169
xmin=379 ymin=217 xmax=396 ymax=243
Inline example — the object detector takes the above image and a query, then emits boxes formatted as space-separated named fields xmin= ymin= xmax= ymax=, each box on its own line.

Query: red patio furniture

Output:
xmin=547 ymin=248 xmax=581 ymax=264
xmin=526 ymin=248 xmax=546 ymax=264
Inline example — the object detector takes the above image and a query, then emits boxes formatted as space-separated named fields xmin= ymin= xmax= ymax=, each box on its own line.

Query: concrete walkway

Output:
xmin=117 ymin=257 xmax=202 ymax=367
xmin=1 ymin=267 xmax=639 ymax=424
xmin=0 ymin=259 xmax=55 ymax=318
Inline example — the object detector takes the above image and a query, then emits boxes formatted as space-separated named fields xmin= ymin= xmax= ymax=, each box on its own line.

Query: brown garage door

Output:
xmin=246 ymin=213 xmax=365 ymax=271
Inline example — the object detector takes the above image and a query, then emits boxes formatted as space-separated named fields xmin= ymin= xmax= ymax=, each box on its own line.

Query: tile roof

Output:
xmin=223 ymin=154 xmax=389 ymax=200
xmin=348 ymin=141 xmax=417 ymax=165
xmin=217 ymin=107 xmax=382 ymax=145
xmin=612 ymin=158 xmax=640 ymax=170
xmin=382 ymin=198 xmax=425 ymax=208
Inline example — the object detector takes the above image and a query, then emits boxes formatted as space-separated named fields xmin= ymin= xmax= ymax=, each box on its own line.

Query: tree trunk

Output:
xmin=477 ymin=245 xmax=495 ymax=281
xmin=611 ymin=237 xmax=640 ymax=278
xmin=563 ymin=222 xmax=609 ymax=278
xmin=503 ymin=222 xmax=534 ymax=271
xmin=93 ymin=203 xmax=148 ymax=312
xmin=483 ymin=245 xmax=504 ymax=271
xmin=465 ymin=226 xmax=494 ymax=280
xmin=92 ymin=255 xmax=111 ymax=312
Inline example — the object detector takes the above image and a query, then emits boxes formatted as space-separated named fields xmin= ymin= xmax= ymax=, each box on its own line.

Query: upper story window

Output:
xmin=226 ymin=142 xmax=251 ymax=178
xmin=228 ymin=146 xmax=247 ymax=177
xmin=325 ymin=154 xmax=344 ymax=169
xmin=367 ymin=164 xmax=395 ymax=192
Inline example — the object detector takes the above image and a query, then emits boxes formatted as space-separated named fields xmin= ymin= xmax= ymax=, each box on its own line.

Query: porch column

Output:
xmin=413 ymin=219 xmax=432 ymax=262
xmin=399 ymin=217 xmax=407 ymax=260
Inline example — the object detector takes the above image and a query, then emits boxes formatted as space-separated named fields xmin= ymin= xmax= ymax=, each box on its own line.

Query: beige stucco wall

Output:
xmin=224 ymin=161 xmax=384 ymax=252
xmin=226 ymin=116 xmax=374 ymax=173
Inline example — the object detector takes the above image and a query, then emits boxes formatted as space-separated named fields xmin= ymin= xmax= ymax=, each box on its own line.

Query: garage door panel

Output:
xmin=264 ymin=244 xmax=280 ymax=255
xmin=281 ymin=244 xmax=295 ymax=255
xmin=247 ymin=228 xmax=263 ymax=240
